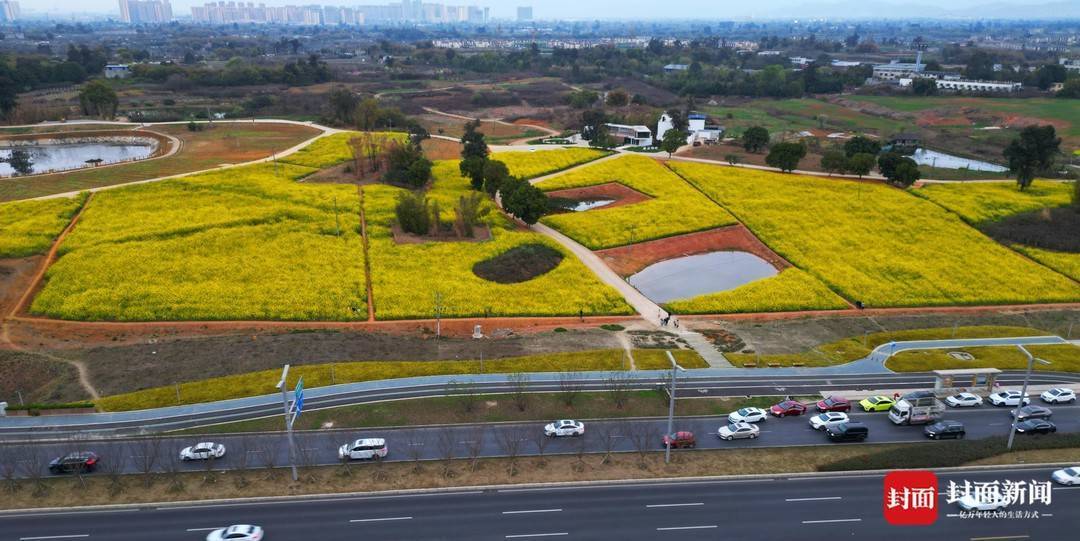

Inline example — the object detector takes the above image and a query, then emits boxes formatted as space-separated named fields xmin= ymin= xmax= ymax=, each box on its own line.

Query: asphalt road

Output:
xmin=4 ymin=371 xmax=1078 ymax=437
xmin=8 ymin=400 xmax=1079 ymax=479
xmin=2 ymin=466 xmax=1076 ymax=540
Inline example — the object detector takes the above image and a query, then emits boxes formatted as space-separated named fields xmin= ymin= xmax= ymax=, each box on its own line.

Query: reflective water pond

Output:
xmin=910 ymin=148 xmax=1008 ymax=173
xmin=627 ymin=251 xmax=778 ymax=303
xmin=566 ymin=199 xmax=615 ymax=212
xmin=0 ymin=142 xmax=156 ymax=177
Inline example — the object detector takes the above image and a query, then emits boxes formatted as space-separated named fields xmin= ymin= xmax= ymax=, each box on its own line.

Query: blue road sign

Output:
xmin=293 ymin=377 xmax=305 ymax=417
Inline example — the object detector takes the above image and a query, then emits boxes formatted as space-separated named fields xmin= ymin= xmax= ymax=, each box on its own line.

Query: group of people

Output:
xmin=658 ymin=310 xmax=679 ymax=328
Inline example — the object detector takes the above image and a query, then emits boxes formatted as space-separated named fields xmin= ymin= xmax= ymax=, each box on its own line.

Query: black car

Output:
xmin=1014 ymin=420 xmax=1057 ymax=435
xmin=48 ymin=452 xmax=99 ymax=474
xmin=825 ymin=421 xmax=868 ymax=442
xmin=924 ymin=420 xmax=965 ymax=440
xmin=1011 ymin=405 xmax=1053 ymax=421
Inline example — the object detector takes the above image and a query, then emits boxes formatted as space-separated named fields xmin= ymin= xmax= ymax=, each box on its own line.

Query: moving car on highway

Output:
xmin=769 ymin=400 xmax=807 ymax=417
xmin=728 ymin=407 xmax=768 ymax=423
xmin=338 ymin=438 xmax=389 ymax=460
xmin=48 ymin=452 xmax=99 ymax=475
xmin=923 ymin=420 xmax=965 ymax=440
xmin=945 ymin=392 xmax=982 ymax=408
xmin=1011 ymin=405 xmax=1052 ymax=421
xmin=1051 ymin=467 xmax=1080 ymax=485
xmin=859 ymin=395 xmax=895 ymax=412
xmin=1041 ymin=388 xmax=1076 ymax=404
xmin=988 ymin=390 xmax=1030 ymax=407
xmin=809 ymin=412 xmax=849 ymax=430
xmin=544 ymin=419 xmax=585 ymax=437
xmin=1014 ymin=419 xmax=1056 ymax=435
xmin=958 ymin=492 xmax=1009 ymax=512
xmin=718 ymin=422 xmax=760 ymax=440
xmin=206 ymin=525 xmax=264 ymax=541
xmin=816 ymin=396 xmax=851 ymax=412
xmin=825 ymin=421 xmax=868 ymax=442
xmin=662 ymin=431 xmax=696 ymax=449
xmin=179 ymin=442 xmax=226 ymax=461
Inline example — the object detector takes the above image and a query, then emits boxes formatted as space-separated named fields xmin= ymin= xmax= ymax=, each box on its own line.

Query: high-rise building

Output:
xmin=0 ymin=1 xmax=19 ymax=23
xmin=189 ymin=2 xmax=487 ymax=25
xmin=517 ymin=6 xmax=532 ymax=21
xmin=118 ymin=0 xmax=173 ymax=24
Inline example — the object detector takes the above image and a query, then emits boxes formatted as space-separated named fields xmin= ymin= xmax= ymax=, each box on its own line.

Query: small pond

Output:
xmin=0 ymin=142 xmax=156 ymax=177
xmin=910 ymin=148 xmax=1008 ymax=173
xmin=565 ymin=199 xmax=615 ymax=212
xmin=627 ymin=251 xmax=778 ymax=303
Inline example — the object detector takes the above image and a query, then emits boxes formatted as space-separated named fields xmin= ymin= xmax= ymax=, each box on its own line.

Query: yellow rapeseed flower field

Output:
xmin=536 ymin=155 xmax=737 ymax=249
xmin=493 ymin=147 xmax=610 ymax=179
xmin=279 ymin=131 xmax=406 ymax=169
xmin=671 ymin=162 xmax=1080 ymax=307
xmin=1015 ymin=246 xmax=1080 ymax=282
xmin=364 ymin=162 xmax=633 ymax=319
xmin=664 ymin=268 xmax=851 ymax=314
xmin=913 ymin=180 xmax=1073 ymax=224
xmin=0 ymin=194 xmax=87 ymax=258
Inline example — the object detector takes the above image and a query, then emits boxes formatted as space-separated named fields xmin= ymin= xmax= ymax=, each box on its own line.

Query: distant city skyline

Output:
xmin=19 ymin=0 xmax=1080 ymax=20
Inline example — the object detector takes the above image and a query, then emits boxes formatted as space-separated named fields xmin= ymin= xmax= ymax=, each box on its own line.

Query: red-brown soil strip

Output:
xmin=9 ymin=193 xmax=93 ymax=320
xmin=544 ymin=182 xmax=651 ymax=211
xmin=595 ymin=225 xmax=792 ymax=277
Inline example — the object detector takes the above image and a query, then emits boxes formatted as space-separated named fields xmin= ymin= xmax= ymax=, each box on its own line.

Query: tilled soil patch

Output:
xmin=596 ymin=225 xmax=790 ymax=277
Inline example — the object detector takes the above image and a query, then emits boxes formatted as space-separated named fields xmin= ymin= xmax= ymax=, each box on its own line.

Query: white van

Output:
xmin=338 ymin=438 xmax=388 ymax=460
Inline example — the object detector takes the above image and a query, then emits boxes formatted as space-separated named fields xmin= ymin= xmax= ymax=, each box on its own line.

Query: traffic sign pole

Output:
xmin=278 ymin=365 xmax=298 ymax=482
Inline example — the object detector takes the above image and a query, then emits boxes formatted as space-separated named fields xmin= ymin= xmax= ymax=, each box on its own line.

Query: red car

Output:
xmin=770 ymin=400 xmax=807 ymax=417
xmin=817 ymin=396 xmax=851 ymax=413
xmin=662 ymin=431 xmax=696 ymax=449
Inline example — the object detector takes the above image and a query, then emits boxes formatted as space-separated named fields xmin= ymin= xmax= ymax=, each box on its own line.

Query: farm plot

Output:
xmin=664 ymin=268 xmax=850 ymax=314
xmin=30 ymin=162 xmax=369 ymax=321
xmin=364 ymin=162 xmax=633 ymax=320
xmin=0 ymin=194 xmax=87 ymax=258
xmin=493 ymin=147 xmax=610 ymax=180
xmin=671 ymin=162 xmax=1080 ymax=308
xmin=536 ymin=155 xmax=737 ymax=250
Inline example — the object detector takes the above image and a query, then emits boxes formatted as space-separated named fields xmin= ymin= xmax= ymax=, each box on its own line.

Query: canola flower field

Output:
xmin=0 ymin=194 xmax=87 ymax=258
xmin=493 ymin=147 xmax=610 ymax=179
xmin=364 ymin=161 xmax=633 ymax=320
xmin=663 ymin=268 xmax=851 ymax=314
xmin=536 ymin=155 xmax=737 ymax=249
xmin=278 ymin=131 xmax=406 ymax=169
xmin=670 ymin=162 xmax=1080 ymax=307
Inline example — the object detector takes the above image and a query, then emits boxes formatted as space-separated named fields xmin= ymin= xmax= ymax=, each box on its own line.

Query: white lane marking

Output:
xmin=786 ymin=496 xmax=842 ymax=502
xmin=646 ymin=503 xmax=704 ymax=508
xmin=0 ymin=509 xmax=139 ymax=519
xmin=185 ymin=528 xmax=224 ymax=532
xmin=505 ymin=533 xmax=569 ymax=538
xmin=802 ymin=518 xmax=862 ymax=524
xmin=656 ymin=525 xmax=718 ymax=531
xmin=503 ymin=509 xmax=562 ymax=515
xmin=349 ymin=516 xmax=413 ymax=523
xmin=20 ymin=536 xmax=90 ymax=541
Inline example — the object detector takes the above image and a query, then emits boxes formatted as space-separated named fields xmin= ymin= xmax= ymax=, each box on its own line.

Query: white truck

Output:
xmin=888 ymin=390 xmax=946 ymax=425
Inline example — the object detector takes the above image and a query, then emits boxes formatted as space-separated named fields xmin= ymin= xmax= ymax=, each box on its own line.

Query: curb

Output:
xmin=1 ymin=461 xmax=1072 ymax=516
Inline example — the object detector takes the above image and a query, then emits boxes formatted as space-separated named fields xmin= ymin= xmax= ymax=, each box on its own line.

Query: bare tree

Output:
xmin=406 ymin=435 xmax=426 ymax=474
xmin=294 ymin=434 xmax=319 ymax=484
xmin=572 ymin=431 xmax=588 ymax=472
xmin=256 ymin=438 xmax=280 ymax=480
xmin=231 ymin=435 xmax=254 ymax=489
xmin=0 ymin=444 xmax=20 ymax=494
xmin=447 ymin=380 xmax=481 ymax=415
xmin=507 ymin=373 xmax=530 ymax=412
xmin=435 ymin=427 xmax=457 ymax=478
xmin=497 ymin=427 xmax=528 ymax=477
xmin=19 ymin=444 xmax=48 ymax=497
xmin=627 ymin=422 xmax=660 ymax=469
xmin=558 ymin=372 xmax=583 ymax=408
xmin=531 ymin=430 xmax=552 ymax=467
xmin=101 ymin=442 xmax=129 ymax=496
xmin=596 ymin=423 xmax=622 ymax=465
xmin=605 ymin=372 xmax=633 ymax=409
xmin=162 ymin=451 xmax=186 ymax=494
xmin=465 ymin=426 xmax=486 ymax=472
xmin=132 ymin=437 xmax=162 ymax=489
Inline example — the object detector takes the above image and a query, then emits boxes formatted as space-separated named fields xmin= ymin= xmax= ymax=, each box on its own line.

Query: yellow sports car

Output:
xmin=859 ymin=395 xmax=895 ymax=412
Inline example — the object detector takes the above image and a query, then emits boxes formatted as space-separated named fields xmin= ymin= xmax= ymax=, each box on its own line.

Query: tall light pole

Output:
xmin=1007 ymin=346 xmax=1051 ymax=451
xmin=277 ymin=364 xmax=299 ymax=481
xmin=664 ymin=351 xmax=685 ymax=464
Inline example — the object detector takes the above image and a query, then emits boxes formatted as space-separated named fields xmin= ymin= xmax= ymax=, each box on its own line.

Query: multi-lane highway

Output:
xmin=7 ymin=400 xmax=1078 ymax=478
xmin=2 ymin=465 xmax=1076 ymax=540
xmin=3 ymin=370 xmax=1078 ymax=437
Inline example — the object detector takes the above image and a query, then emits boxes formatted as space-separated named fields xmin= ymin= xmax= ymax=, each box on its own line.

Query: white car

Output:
xmin=988 ymin=391 xmax=1030 ymax=407
xmin=1041 ymin=388 xmax=1076 ymax=404
xmin=945 ymin=392 xmax=983 ymax=408
xmin=717 ymin=422 xmax=760 ymax=441
xmin=179 ymin=442 xmax=226 ymax=461
xmin=544 ymin=419 xmax=585 ymax=437
xmin=957 ymin=493 xmax=1010 ymax=512
xmin=727 ymin=407 xmax=769 ymax=424
xmin=206 ymin=525 xmax=263 ymax=541
xmin=1051 ymin=466 xmax=1080 ymax=485
xmin=338 ymin=438 xmax=388 ymax=460
xmin=809 ymin=412 xmax=849 ymax=430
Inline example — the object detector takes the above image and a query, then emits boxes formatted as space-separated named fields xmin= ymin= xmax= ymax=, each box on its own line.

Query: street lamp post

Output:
xmin=1007 ymin=346 xmax=1051 ymax=451
xmin=277 ymin=364 xmax=299 ymax=481
xmin=664 ymin=351 xmax=685 ymax=464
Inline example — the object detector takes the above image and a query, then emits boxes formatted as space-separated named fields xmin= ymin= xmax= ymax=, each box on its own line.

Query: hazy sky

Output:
xmin=28 ymin=0 xmax=1080 ymax=20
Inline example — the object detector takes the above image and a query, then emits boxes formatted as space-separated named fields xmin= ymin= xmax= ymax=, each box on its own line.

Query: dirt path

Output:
xmin=616 ymin=331 xmax=637 ymax=370
xmin=420 ymin=106 xmax=559 ymax=146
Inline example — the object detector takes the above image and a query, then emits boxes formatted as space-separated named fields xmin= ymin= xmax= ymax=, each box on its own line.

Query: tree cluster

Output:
xmin=1004 ymin=125 xmax=1061 ymax=191
xmin=458 ymin=120 xmax=548 ymax=224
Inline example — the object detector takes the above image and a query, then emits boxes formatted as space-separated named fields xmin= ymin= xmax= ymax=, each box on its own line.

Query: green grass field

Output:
xmin=702 ymin=98 xmax=915 ymax=137
xmin=847 ymin=96 xmax=1080 ymax=139
xmin=671 ymin=162 xmax=1080 ymax=308
xmin=536 ymin=155 xmax=737 ymax=249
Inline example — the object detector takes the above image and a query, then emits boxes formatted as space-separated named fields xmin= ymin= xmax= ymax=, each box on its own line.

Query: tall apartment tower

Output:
xmin=0 ymin=1 xmax=20 ymax=23
xmin=118 ymin=0 xmax=173 ymax=24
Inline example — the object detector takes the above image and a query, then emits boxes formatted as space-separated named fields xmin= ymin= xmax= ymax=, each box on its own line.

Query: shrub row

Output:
xmin=819 ymin=433 xmax=1080 ymax=471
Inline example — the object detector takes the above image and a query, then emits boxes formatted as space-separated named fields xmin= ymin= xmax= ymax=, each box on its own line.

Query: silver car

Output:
xmin=718 ymin=422 xmax=760 ymax=441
